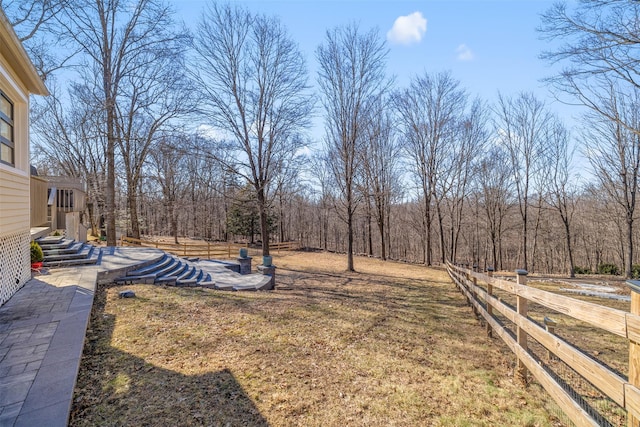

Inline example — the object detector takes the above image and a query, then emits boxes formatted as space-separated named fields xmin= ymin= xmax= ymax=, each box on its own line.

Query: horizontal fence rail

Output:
xmin=446 ymin=262 xmax=640 ymax=427
xmin=119 ymin=236 xmax=300 ymax=259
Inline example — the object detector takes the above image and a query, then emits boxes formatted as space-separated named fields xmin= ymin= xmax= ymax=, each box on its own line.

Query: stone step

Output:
xmin=127 ymin=255 xmax=173 ymax=277
xmin=155 ymin=275 xmax=178 ymax=286
xmin=199 ymin=281 xmax=217 ymax=289
xmin=153 ymin=258 xmax=182 ymax=278
xmin=43 ymin=246 xmax=100 ymax=267
xmin=38 ymin=238 xmax=74 ymax=250
xmin=177 ymin=265 xmax=196 ymax=281
xmin=36 ymin=235 xmax=65 ymax=246
xmin=44 ymin=244 xmax=92 ymax=262
xmin=175 ymin=278 xmax=198 ymax=287
xmin=42 ymin=241 xmax=83 ymax=256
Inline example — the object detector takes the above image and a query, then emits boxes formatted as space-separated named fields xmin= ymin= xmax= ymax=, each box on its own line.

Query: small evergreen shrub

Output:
xmin=632 ymin=264 xmax=640 ymax=279
xmin=52 ymin=230 xmax=62 ymax=236
xmin=30 ymin=241 xmax=44 ymax=263
xmin=597 ymin=263 xmax=620 ymax=276
xmin=573 ymin=266 xmax=591 ymax=275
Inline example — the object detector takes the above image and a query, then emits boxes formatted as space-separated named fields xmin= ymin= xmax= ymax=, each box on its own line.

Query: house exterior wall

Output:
xmin=0 ymin=35 xmax=32 ymax=304
xmin=0 ymin=10 xmax=48 ymax=306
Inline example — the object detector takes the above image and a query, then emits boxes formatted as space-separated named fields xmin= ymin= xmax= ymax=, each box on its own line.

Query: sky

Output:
xmin=172 ymin=0 xmax=581 ymax=136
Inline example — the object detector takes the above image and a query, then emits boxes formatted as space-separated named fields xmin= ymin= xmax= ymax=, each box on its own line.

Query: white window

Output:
xmin=0 ymin=90 xmax=14 ymax=166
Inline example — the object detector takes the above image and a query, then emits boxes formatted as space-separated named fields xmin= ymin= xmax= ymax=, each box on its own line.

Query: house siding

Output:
xmin=0 ymin=10 xmax=46 ymax=306
xmin=0 ymin=131 xmax=30 ymax=305
xmin=0 ymin=167 xmax=29 ymax=233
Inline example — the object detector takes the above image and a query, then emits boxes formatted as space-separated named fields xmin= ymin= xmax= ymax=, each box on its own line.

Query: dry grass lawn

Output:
xmin=70 ymin=251 xmax=560 ymax=426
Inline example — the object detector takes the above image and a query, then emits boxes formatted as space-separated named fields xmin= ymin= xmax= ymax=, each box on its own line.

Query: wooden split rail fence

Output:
xmin=119 ymin=236 xmax=300 ymax=259
xmin=446 ymin=262 xmax=640 ymax=427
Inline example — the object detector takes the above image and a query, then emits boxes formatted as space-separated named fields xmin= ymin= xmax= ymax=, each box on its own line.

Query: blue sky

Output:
xmin=173 ymin=0 xmax=581 ymax=135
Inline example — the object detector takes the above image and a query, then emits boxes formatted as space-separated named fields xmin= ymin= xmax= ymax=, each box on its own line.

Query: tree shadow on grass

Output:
xmin=69 ymin=285 xmax=269 ymax=427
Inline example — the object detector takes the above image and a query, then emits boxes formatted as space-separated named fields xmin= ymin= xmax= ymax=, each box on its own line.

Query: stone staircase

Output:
xmin=115 ymin=253 xmax=216 ymax=288
xmin=114 ymin=253 xmax=274 ymax=291
xmin=36 ymin=236 xmax=100 ymax=267
xmin=34 ymin=237 xmax=273 ymax=291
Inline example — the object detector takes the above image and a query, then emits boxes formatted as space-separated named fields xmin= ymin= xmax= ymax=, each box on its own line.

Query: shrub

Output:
xmin=632 ymin=264 xmax=640 ymax=279
xmin=30 ymin=241 xmax=44 ymax=263
xmin=573 ymin=266 xmax=591 ymax=275
xmin=52 ymin=230 xmax=62 ymax=236
xmin=597 ymin=263 xmax=620 ymax=276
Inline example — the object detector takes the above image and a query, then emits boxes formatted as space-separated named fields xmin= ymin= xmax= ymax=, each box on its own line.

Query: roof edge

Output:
xmin=0 ymin=8 xmax=49 ymax=96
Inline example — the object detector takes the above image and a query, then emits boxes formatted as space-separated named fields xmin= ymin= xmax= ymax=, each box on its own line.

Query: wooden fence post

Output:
xmin=516 ymin=269 xmax=529 ymax=385
xmin=486 ymin=267 xmax=494 ymax=337
xmin=465 ymin=270 xmax=471 ymax=305
xmin=472 ymin=274 xmax=479 ymax=318
xmin=628 ymin=280 xmax=640 ymax=427
xmin=544 ymin=317 xmax=557 ymax=362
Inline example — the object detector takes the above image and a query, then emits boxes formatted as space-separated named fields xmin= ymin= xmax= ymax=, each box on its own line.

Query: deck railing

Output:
xmin=447 ymin=261 xmax=640 ymax=426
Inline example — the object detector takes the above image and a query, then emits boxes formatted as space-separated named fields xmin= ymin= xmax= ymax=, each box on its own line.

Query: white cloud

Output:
xmin=456 ymin=44 xmax=474 ymax=61
xmin=387 ymin=12 xmax=427 ymax=45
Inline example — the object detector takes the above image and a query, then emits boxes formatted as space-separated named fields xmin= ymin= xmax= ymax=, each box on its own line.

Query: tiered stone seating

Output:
xmin=115 ymin=254 xmax=216 ymax=288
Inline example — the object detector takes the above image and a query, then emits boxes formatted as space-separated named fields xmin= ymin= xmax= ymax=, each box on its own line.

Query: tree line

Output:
xmin=8 ymin=0 xmax=640 ymax=277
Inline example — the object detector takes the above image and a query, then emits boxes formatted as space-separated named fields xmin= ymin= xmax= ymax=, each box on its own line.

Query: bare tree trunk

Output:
xmin=106 ymin=106 xmax=116 ymax=246
xmin=628 ymin=215 xmax=634 ymax=278
xmin=258 ymin=188 xmax=270 ymax=256
xmin=128 ymin=183 xmax=140 ymax=239
xmin=378 ymin=199 xmax=387 ymax=261
xmin=563 ymin=219 xmax=575 ymax=277
xmin=347 ymin=187 xmax=354 ymax=271
xmin=366 ymin=196 xmax=373 ymax=257
xmin=436 ymin=200 xmax=446 ymax=264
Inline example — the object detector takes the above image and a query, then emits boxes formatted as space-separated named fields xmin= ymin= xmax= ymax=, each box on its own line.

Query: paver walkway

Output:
xmin=0 ymin=247 xmax=163 ymax=427
xmin=0 ymin=268 xmax=96 ymax=427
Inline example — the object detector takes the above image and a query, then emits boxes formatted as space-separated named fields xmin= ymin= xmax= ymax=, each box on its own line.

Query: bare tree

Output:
xmin=477 ymin=146 xmax=513 ymax=270
xmin=441 ymin=98 xmax=489 ymax=263
xmin=540 ymin=1 xmax=640 ymax=128
xmin=360 ymin=97 xmax=402 ymax=261
xmin=115 ymin=36 xmax=193 ymax=240
xmin=494 ymin=92 xmax=552 ymax=271
xmin=317 ymin=23 xmax=389 ymax=271
xmin=1 ymin=0 xmax=72 ymax=79
xmin=394 ymin=71 xmax=467 ymax=266
xmin=57 ymin=0 xmax=184 ymax=246
xmin=191 ymin=2 xmax=312 ymax=257
xmin=148 ymin=135 xmax=188 ymax=244
xmin=309 ymin=153 xmax=334 ymax=251
xmin=540 ymin=1 xmax=640 ymax=278
xmin=542 ymin=119 xmax=579 ymax=277
xmin=31 ymin=82 xmax=107 ymax=235
xmin=579 ymin=86 xmax=640 ymax=278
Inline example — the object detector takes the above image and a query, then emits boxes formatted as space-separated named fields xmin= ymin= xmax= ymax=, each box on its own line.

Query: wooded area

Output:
xmin=7 ymin=0 xmax=640 ymax=276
